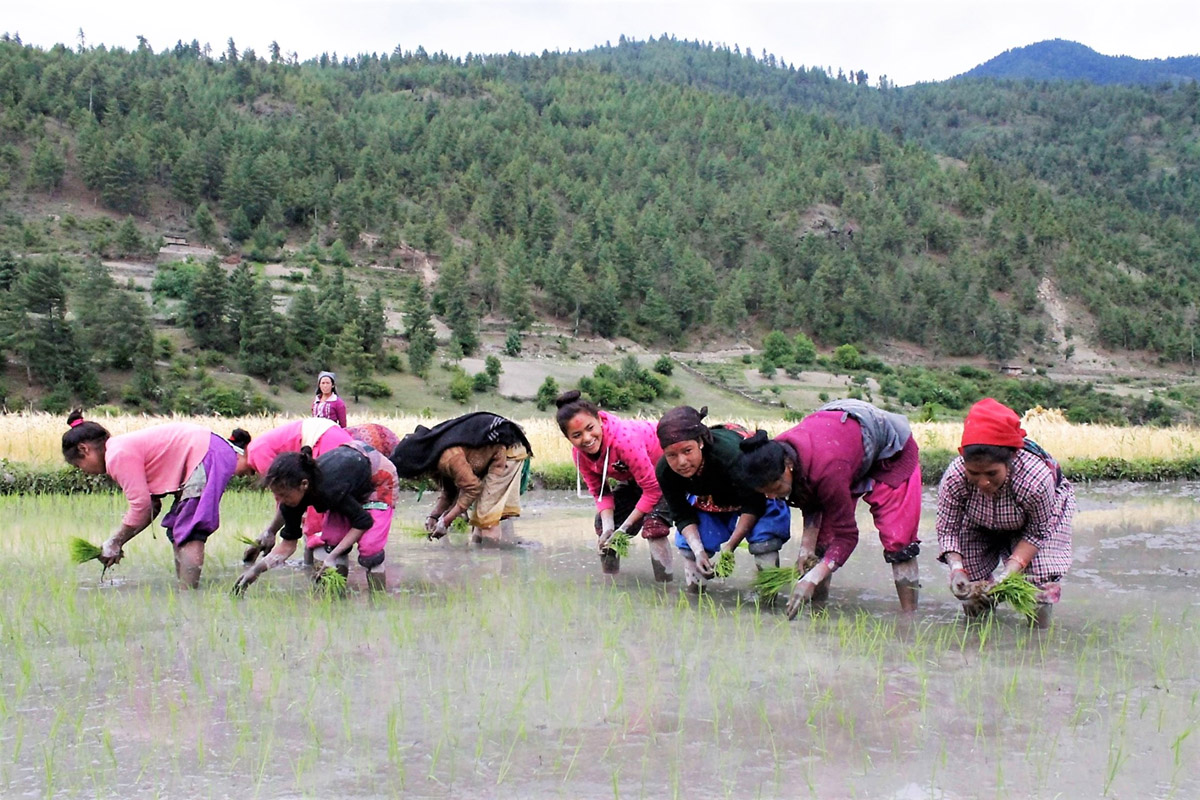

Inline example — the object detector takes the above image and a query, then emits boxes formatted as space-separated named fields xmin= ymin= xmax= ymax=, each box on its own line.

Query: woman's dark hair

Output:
xmin=657 ymin=405 xmax=713 ymax=449
xmin=263 ymin=446 xmax=320 ymax=494
xmin=961 ymin=444 xmax=1017 ymax=465
xmin=554 ymin=390 xmax=601 ymax=433
xmin=62 ymin=409 xmax=111 ymax=464
xmin=738 ymin=430 xmax=789 ymax=488
xmin=229 ymin=428 xmax=252 ymax=449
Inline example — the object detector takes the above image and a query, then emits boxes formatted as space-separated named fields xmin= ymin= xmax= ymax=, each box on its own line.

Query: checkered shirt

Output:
xmin=936 ymin=450 xmax=1074 ymax=583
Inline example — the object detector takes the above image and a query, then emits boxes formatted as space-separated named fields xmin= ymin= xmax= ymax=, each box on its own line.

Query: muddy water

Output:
xmin=0 ymin=485 xmax=1197 ymax=799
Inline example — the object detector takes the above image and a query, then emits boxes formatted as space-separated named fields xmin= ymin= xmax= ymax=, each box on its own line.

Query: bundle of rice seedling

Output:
xmin=987 ymin=572 xmax=1039 ymax=621
xmin=714 ymin=549 xmax=735 ymax=578
xmin=234 ymin=535 xmax=260 ymax=548
xmin=607 ymin=529 xmax=631 ymax=558
xmin=315 ymin=568 xmax=348 ymax=597
xmin=753 ymin=566 xmax=801 ymax=601
xmin=69 ymin=537 xmax=102 ymax=564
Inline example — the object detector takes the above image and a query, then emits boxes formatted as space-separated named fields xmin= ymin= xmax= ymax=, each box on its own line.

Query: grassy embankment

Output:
xmin=6 ymin=411 xmax=1200 ymax=494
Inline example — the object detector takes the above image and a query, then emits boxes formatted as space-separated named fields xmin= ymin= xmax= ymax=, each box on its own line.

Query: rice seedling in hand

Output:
xmin=314 ymin=568 xmax=348 ymax=598
xmin=234 ymin=534 xmax=259 ymax=548
xmin=714 ymin=549 xmax=735 ymax=578
xmin=68 ymin=537 xmax=102 ymax=564
xmin=988 ymin=572 xmax=1039 ymax=621
xmin=607 ymin=529 xmax=631 ymax=558
xmin=753 ymin=566 xmax=800 ymax=601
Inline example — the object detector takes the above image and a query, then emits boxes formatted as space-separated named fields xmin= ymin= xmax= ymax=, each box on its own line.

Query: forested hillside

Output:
xmin=960 ymin=39 xmax=1200 ymax=86
xmin=1 ymin=34 xmax=1199 ymax=411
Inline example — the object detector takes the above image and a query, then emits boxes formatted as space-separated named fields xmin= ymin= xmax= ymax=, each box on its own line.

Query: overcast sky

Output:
xmin=6 ymin=0 xmax=1200 ymax=86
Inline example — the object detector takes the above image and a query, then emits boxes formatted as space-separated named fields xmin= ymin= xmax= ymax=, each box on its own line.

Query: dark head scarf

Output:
xmin=657 ymin=405 xmax=713 ymax=449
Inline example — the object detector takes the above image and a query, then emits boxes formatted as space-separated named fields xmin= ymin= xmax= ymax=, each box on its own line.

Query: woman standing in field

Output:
xmin=654 ymin=405 xmax=791 ymax=593
xmin=61 ymin=411 xmax=239 ymax=589
xmin=936 ymin=398 xmax=1074 ymax=628
xmin=737 ymin=399 xmax=923 ymax=618
xmin=555 ymin=390 xmax=674 ymax=581
xmin=311 ymin=371 xmax=347 ymax=427
xmin=233 ymin=440 xmax=398 ymax=593
xmin=390 ymin=412 xmax=532 ymax=543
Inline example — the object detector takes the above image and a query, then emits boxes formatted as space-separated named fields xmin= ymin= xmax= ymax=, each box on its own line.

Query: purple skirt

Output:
xmin=160 ymin=434 xmax=238 ymax=546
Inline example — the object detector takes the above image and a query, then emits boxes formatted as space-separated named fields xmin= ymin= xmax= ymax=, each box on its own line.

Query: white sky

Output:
xmin=5 ymin=0 xmax=1200 ymax=86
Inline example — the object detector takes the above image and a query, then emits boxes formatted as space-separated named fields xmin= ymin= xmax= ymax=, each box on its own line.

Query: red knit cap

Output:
xmin=960 ymin=398 xmax=1026 ymax=452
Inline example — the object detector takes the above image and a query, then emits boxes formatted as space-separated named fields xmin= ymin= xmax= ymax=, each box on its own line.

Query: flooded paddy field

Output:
xmin=0 ymin=484 xmax=1197 ymax=799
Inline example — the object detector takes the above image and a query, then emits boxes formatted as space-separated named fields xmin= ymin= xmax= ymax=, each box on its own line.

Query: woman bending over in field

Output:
xmin=555 ymin=390 xmax=673 ymax=581
xmin=61 ymin=410 xmax=239 ymax=589
xmin=232 ymin=420 xmax=400 ymax=566
xmin=655 ymin=406 xmax=791 ymax=594
xmin=738 ymin=399 xmax=923 ymax=618
xmin=936 ymin=398 xmax=1074 ymax=628
xmin=233 ymin=440 xmax=398 ymax=594
xmin=390 ymin=412 xmax=532 ymax=544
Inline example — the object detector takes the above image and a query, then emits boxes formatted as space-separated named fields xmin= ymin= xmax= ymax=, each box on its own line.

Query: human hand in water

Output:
xmin=597 ymin=522 xmax=617 ymax=553
xmin=98 ymin=537 xmax=124 ymax=568
xmin=691 ymin=547 xmax=715 ymax=578
xmin=429 ymin=517 xmax=449 ymax=540
xmin=786 ymin=560 xmax=831 ymax=620
xmin=949 ymin=567 xmax=973 ymax=599
xmin=232 ymin=562 xmax=266 ymax=596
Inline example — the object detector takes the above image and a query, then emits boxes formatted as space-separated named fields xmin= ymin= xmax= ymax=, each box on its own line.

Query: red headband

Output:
xmin=69 ymin=418 xmax=85 ymax=428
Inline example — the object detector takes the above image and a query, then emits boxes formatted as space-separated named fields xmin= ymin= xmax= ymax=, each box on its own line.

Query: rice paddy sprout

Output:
xmin=607 ymin=529 xmax=631 ymax=558
xmin=68 ymin=537 xmax=101 ymax=564
xmin=988 ymin=573 xmax=1040 ymax=622
xmin=234 ymin=535 xmax=259 ymax=548
xmin=753 ymin=566 xmax=800 ymax=601
xmin=315 ymin=569 xmax=348 ymax=598
xmin=713 ymin=549 xmax=735 ymax=578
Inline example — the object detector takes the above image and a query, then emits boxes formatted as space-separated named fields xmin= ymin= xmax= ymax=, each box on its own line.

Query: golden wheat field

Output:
xmin=7 ymin=407 xmax=1200 ymax=466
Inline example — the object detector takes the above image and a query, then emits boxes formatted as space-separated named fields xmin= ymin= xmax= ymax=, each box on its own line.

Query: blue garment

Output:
xmin=674 ymin=497 xmax=791 ymax=554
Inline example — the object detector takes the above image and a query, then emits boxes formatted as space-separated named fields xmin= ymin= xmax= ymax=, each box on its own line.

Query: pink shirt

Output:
xmin=245 ymin=419 xmax=353 ymax=475
xmin=573 ymin=411 xmax=663 ymax=514
xmin=105 ymin=423 xmax=214 ymax=529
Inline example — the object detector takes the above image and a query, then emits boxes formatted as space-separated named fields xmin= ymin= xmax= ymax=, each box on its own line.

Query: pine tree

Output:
xmin=403 ymin=281 xmax=436 ymax=377
xmin=187 ymin=258 xmax=232 ymax=351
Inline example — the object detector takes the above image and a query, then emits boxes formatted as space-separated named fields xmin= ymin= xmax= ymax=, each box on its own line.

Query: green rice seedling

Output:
xmin=234 ymin=534 xmax=259 ymax=548
xmin=607 ymin=529 xmax=631 ymax=558
xmin=988 ymin=572 xmax=1039 ymax=622
xmin=713 ymin=549 xmax=735 ymax=578
xmin=315 ymin=569 xmax=348 ymax=598
xmin=753 ymin=566 xmax=800 ymax=601
xmin=68 ymin=537 xmax=101 ymax=564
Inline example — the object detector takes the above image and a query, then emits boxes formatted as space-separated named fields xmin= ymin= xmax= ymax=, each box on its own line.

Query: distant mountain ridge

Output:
xmin=959 ymin=39 xmax=1200 ymax=85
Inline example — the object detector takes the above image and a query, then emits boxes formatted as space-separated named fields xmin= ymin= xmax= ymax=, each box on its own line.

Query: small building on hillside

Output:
xmin=1000 ymin=365 xmax=1023 ymax=377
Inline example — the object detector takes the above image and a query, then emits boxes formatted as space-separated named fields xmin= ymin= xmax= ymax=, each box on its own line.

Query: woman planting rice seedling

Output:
xmin=233 ymin=440 xmax=398 ymax=594
xmin=738 ymin=399 xmax=923 ymax=618
xmin=936 ymin=398 xmax=1075 ymax=628
xmin=655 ymin=405 xmax=790 ymax=594
xmin=390 ymin=412 xmax=532 ymax=545
xmin=554 ymin=390 xmax=674 ymax=580
xmin=233 ymin=420 xmax=399 ymax=566
xmin=61 ymin=410 xmax=239 ymax=589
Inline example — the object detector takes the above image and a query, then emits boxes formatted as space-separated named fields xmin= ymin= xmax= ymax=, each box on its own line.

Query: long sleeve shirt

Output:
xmin=435 ymin=443 xmax=508 ymax=512
xmin=105 ymin=423 xmax=214 ymax=529
xmin=936 ymin=450 xmax=1062 ymax=554
xmin=655 ymin=426 xmax=766 ymax=531
xmin=311 ymin=394 xmax=347 ymax=427
xmin=245 ymin=419 xmax=352 ymax=474
xmin=278 ymin=446 xmax=373 ymax=539
xmin=574 ymin=412 xmax=663 ymax=514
